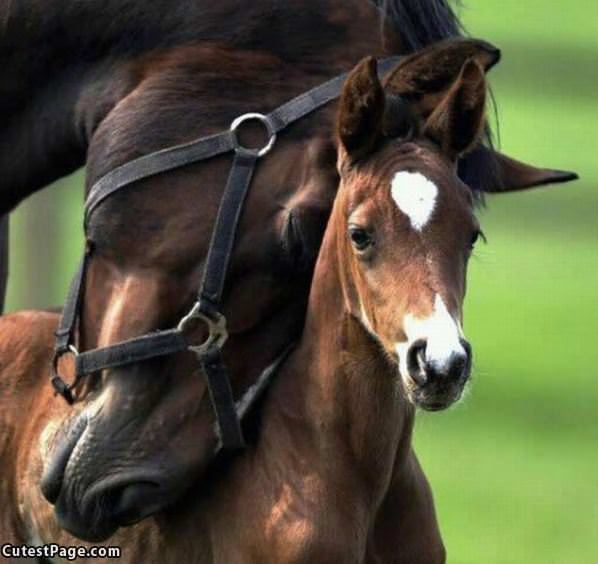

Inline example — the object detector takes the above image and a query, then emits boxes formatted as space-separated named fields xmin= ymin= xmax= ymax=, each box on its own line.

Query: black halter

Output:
xmin=51 ymin=56 xmax=402 ymax=450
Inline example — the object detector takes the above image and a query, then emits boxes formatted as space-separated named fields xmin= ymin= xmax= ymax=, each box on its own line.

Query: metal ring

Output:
xmin=52 ymin=345 xmax=79 ymax=369
xmin=177 ymin=301 xmax=229 ymax=356
xmin=230 ymin=113 xmax=277 ymax=158
xmin=51 ymin=346 xmax=80 ymax=404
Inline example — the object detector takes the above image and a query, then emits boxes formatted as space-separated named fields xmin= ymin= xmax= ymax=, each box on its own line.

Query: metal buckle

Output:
xmin=51 ymin=345 xmax=79 ymax=404
xmin=230 ymin=113 xmax=277 ymax=158
xmin=177 ymin=301 xmax=229 ymax=356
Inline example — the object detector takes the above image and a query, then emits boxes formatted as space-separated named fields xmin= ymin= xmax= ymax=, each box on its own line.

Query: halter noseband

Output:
xmin=51 ymin=56 xmax=403 ymax=450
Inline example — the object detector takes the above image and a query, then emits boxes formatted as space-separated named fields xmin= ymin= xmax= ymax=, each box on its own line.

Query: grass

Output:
xmin=4 ymin=2 xmax=598 ymax=562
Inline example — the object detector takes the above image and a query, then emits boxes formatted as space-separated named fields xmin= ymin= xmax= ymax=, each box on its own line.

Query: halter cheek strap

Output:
xmin=51 ymin=56 xmax=403 ymax=450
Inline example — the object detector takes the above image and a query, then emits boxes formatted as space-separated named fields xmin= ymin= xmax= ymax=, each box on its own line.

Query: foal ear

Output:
xmin=337 ymin=57 xmax=385 ymax=163
xmin=422 ymin=58 xmax=487 ymax=159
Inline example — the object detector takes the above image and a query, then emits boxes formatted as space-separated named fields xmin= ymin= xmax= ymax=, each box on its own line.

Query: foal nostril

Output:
xmin=447 ymin=340 xmax=472 ymax=383
xmin=405 ymin=339 xmax=472 ymax=387
xmin=407 ymin=339 xmax=428 ymax=386
xmin=461 ymin=339 xmax=472 ymax=363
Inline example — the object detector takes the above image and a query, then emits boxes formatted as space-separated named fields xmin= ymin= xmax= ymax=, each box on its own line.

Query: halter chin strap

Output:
xmin=51 ymin=55 xmax=403 ymax=450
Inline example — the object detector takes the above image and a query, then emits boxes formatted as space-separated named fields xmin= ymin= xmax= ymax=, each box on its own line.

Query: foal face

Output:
xmin=336 ymin=54 xmax=491 ymax=410
xmin=339 ymin=141 xmax=478 ymax=410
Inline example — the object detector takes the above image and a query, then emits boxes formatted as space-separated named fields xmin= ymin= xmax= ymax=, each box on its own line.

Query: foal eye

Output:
xmin=348 ymin=225 xmax=373 ymax=251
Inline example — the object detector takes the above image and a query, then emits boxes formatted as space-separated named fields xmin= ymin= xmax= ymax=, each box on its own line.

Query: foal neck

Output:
xmin=282 ymin=213 xmax=415 ymax=487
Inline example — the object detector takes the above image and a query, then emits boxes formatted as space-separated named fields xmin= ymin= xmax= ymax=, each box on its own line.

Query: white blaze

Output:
xmin=395 ymin=294 xmax=465 ymax=380
xmin=390 ymin=171 xmax=438 ymax=230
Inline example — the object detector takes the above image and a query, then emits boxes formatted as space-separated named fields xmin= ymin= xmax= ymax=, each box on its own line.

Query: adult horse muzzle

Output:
xmin=54 ymin=473 xmax=173 ymax=542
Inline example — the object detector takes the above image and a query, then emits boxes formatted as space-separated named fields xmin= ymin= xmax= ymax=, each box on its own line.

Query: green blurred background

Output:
xmin=4 ymin=2 xmax=597 ymax=562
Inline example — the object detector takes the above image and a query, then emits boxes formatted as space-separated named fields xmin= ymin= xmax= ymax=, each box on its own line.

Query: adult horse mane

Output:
xmin=0 ymin=0 xmax=577 ymax=556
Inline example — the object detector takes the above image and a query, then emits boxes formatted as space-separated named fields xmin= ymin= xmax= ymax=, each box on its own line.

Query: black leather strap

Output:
xmin=51 ymin=253 xmax=89 ymax=402
xmin=75 ymin=329 xmax=189 ymax=375
xmin=198 ymin=153 xmax=257 ymax=311
xmin=54 ymin=254 xmax=88 ymax=355
xmin=215 ymin=342 xmax=296 ymax=452
xmin=200 ymin=348 xmax=245 ymax=449
xmin=85 ymin=131 xmax=236 ymax=222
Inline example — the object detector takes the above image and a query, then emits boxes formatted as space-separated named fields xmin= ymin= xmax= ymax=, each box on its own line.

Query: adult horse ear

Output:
xmin=422 ymin=58 xmax=487 ymax=160
xmin=383 ymin=38 xmax=500 ymax=121
xmin=337 ymin=56 xmax=385 ymax=164
xmin=459 ymin=146 xmax=579 ymax=193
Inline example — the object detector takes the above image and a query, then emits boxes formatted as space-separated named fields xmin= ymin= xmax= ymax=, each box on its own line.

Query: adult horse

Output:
xmin=0 ymin=0 xmax=575 ymax=553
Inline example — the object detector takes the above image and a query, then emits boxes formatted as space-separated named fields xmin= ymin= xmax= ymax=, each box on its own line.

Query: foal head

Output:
xmin=333 ymin=55 xmax=488 ymax=410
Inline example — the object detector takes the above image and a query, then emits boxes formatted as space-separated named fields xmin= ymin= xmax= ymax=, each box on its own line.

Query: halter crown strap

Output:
xmin=52 ymin=55 xmax=403 ymax=448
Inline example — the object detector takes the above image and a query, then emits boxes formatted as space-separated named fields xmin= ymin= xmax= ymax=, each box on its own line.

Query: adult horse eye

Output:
xmin=348 ymin=225 xmax=373 ymax=251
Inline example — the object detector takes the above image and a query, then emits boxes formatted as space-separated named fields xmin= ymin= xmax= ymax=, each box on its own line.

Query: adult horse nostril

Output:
xmin=407 ymin=339 xmax=428 ymax=386
xmin=107 ymin=481 xmax=163 ymax=526
xmin=53 ymin=475 xmax=170 ymax=542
